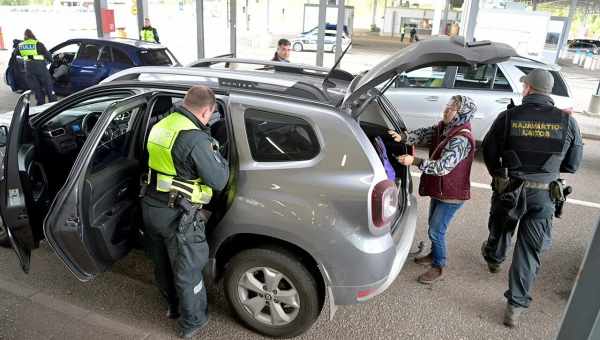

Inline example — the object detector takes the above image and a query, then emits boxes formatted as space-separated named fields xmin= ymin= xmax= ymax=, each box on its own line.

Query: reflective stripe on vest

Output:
xmin=18 ymin=39 xmax=44 ymax=61
xmin=140 ymin=28 xmax=156 ymax=42
xmin=147 ymin=112 xmax=213 ymax=204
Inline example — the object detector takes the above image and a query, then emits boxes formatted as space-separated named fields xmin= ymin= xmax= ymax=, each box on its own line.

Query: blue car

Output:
xmin=6 ymin=38 xmax=180 ymax=96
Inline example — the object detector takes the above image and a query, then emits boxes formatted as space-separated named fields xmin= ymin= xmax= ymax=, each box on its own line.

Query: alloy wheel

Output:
xmin=237 ymin=266 xmax=301 ymax=326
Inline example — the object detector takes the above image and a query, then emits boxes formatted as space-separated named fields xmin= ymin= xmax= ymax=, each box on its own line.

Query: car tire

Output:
xmin=224 ymin=247 xmax=321 ymax=338
xmin=293 ymin=43 xmax=303 ymax=52
xmin=0 ymin=219 xmax=11 ymax=248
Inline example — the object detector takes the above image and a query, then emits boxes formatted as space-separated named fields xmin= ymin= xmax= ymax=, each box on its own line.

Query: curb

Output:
xmin=573 ymin=112 xmax=600 ymax=140
xmin=581 ymin=111 xmax=600 ymax=118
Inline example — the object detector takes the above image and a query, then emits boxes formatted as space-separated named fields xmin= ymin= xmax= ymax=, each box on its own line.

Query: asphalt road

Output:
xmin=0 ymin=50 xmax=599 ymax=340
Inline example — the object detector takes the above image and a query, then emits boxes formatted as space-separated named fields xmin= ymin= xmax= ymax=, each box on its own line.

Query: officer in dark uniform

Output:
xmin=17 ymin=29 xmax=56 ymax=105
xmin=480 ymin=69 xmax=583 ymax=328
xmin=141 ymin=85 xmax=229 ymax=338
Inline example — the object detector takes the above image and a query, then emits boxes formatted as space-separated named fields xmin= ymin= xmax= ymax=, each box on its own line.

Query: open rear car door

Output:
xmin=0 ymin=91 xmax=50 ymax=273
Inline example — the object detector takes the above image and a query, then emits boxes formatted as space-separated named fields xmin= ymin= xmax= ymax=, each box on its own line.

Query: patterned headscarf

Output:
xmin=443 ymin=95 xmax=477 ymax=136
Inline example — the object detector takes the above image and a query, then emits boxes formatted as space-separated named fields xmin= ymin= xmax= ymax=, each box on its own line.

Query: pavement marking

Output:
xmin=83 ymin=313 xmax=146 ymax=338
xmin=410 ymin=172 xmax=600 ymax=209
xmin=31 ymin=292 xmax=91 ymax=320
xmin=0 ymin=277 xmax=150 ymax=339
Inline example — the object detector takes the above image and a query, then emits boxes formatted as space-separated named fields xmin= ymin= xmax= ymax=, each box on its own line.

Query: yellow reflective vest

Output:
xmin=147 ymin=112 xmax=213 ymax=204
xmin=18 ymin=39 xmax=44 ymax=61
xmin=140 ymin=28 xmax=157 ymax=42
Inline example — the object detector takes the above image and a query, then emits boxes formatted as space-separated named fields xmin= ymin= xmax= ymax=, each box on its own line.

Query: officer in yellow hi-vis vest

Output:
xmin=18 ymin=29 xmax=56 ymax=105
xmin=140 ymin=17 xmax=160 ymax=43
xmin=141 ymin=85 xmax=228 ymax=338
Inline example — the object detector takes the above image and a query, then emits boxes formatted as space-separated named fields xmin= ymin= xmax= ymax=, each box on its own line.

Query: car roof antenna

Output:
xmin=322 ymin=41 xmax=353 ymax=91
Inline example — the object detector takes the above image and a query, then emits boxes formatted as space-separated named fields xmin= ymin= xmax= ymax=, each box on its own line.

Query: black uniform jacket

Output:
xmin=482 ymin=93 xmax=583 ymax=183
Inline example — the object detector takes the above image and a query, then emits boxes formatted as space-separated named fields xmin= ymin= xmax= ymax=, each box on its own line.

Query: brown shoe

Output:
xmin=414 ymin=253 xmax=433 ymax=265
xmin=418 ymin=267 xmax=443 ymax=284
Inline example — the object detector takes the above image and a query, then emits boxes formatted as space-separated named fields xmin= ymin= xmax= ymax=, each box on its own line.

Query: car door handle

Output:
xmin=496 ymin=98 xmax=512 ymax=104
xmin=425 ymin=96 xmax=439 ymax=102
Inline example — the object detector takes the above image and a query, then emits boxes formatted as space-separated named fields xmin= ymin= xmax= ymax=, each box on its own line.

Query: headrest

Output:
xmin=152 ymin=96 xmax=173 ymax=116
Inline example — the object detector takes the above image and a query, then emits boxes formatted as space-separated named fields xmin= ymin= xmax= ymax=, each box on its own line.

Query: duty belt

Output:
xmin=524 ymin=181 xmax=550 ymax=190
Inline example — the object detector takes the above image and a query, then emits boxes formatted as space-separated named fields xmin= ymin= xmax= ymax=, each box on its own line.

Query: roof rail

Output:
xmin=100 ymin=66 xmax=331 ymax=103
xmin=188 ymin=57 xmax=355 ymax=82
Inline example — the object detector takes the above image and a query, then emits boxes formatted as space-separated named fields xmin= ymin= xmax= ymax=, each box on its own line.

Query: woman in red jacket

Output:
xmin=390 ymin=95 xmax=477 ymax=284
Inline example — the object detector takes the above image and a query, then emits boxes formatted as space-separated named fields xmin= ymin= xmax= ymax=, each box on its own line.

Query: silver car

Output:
xmin=385 ymin=56 xmax=573 ymax=140
xmin=0 ymin=36 xmax=516 ymax=337
xmin=290 ymin=25 xmax=352 ymax=53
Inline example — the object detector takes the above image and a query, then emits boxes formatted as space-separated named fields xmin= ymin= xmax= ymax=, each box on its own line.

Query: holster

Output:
xmin=172 ymin=191 xmax=211 ymax=233
xmin=491 ymin=168 xmax=510 ymax=194
xmin=550 ymin=179 xmax=572 ymax=218
xmin=492 ymin=178 xmax=527 ymax=223
xmin=492 ymin=176 xmax=510 ymax=194
xmin=138 ymin=172 xmax=150 ymax=198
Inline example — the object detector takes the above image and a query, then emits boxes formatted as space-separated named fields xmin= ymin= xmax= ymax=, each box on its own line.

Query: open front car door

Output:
xmin=0 ymin=91 xmax=50 ymax=273
xmin=43 ymin=92 xmax=152 ymax=281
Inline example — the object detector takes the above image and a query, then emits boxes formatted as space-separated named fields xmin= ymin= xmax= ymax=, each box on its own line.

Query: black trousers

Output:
xmin=24 ymin=61 xmax=56 ymax=105
xmin=483 ymin=188 xmax=554 ymax=308
xmin=142 ymin=195 xmax=209 ymax=331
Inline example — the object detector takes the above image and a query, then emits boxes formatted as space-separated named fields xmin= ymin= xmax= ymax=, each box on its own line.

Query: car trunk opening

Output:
xmin=356 ymin=95 xmax=412 ymax=234
xmin=341 ymin=36 xmax=517 ymax=234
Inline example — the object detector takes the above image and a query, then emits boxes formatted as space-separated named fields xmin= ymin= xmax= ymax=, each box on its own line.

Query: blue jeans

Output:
xmin=428 ymin=198 xmax=464 ymax=268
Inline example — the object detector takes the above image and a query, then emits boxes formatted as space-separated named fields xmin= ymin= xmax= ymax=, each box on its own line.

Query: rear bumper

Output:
xmin=329 ymin=194 xmax=418 ymax=305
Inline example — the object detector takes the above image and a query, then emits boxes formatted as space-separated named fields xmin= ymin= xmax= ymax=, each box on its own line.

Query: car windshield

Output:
xmin=139 ymin=49 xmax=174 ymax=66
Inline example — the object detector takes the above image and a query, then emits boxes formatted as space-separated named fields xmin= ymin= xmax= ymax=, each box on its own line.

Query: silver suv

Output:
xmin=385 ymin=56 xmax=573 ymax=140
xmin=0 ymin=36 xmax=516 ymax=337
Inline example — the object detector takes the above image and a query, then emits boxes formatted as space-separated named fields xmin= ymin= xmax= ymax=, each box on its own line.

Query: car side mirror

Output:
xmin=0 ymin=125 xmax=8 ymax=147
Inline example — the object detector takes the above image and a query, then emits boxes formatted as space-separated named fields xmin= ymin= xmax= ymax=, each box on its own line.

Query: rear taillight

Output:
xmin=372 ymin=180 xmax=399 ymax=228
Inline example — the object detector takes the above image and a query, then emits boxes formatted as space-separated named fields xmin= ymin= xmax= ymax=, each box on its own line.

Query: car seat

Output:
xmin=140 ymin=96 xmax=173 ymax=169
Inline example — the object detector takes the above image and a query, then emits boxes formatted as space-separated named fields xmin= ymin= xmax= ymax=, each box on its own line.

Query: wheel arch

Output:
xmin=214 ymin=233 xmax=327 ymax=311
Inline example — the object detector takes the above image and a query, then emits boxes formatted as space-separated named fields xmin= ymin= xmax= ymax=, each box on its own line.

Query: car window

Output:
xmin=99 ymin=47 xmax=111 ymax=63
xmin=88 ymin=105 xmax=143 ymax=172
xmin=571 ymin=42 xmax=592 ymax=49
xmin=516 ymin=66 xmax=569 ymax=97
xmin=138 ymin=49 xmax=173 ymax=66
xmin=53 ymin=43 xmax=80 ymax=55
xmin=76 ymin=44 xmax=100 ymax=61
xmin=43 ymin=93 xmax=133 ymax=128
xmin=492 ymin=67 xmax=512 ymax=91
xmin=396 ymin=66 xmax=449 ymax=88
xmin=112 ymin=48 xmax=133 ymax=66
xmin=454 ymin=64 xmax=495 ymax=89
xmin=245 ymin=109 xmax=320 ymax=162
